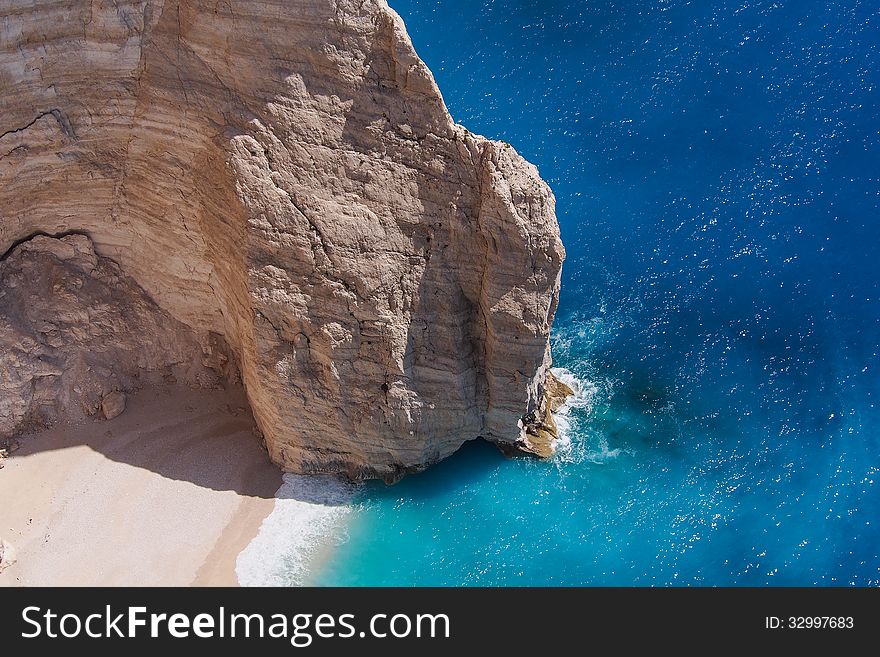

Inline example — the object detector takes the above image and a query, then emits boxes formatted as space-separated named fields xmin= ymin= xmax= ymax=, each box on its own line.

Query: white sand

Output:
xmin=0 ymin=384 xmax=281 ymax=587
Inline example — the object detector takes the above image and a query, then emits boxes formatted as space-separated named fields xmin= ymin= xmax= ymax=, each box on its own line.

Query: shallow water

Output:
xmin=255 ymin=0 xmax=880 ymax=586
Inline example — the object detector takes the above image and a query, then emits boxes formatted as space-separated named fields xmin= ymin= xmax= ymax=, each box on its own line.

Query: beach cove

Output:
xmin=0 ymin=384 xmax=279 ymax=586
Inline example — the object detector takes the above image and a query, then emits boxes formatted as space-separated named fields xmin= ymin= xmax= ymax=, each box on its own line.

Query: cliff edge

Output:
xmin=0 ymin=0 xmax=565 ymax=480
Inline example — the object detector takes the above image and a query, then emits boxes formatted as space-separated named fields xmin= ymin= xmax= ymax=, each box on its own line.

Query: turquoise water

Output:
xmin=313 ymin=0 xmax=880 ymax=586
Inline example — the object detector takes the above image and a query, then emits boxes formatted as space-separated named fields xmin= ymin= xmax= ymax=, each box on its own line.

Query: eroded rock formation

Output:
xmin=0 ymin=234 xmax=230 ymax=438
xmin=0 ymin=0 xmax=565 ymax=480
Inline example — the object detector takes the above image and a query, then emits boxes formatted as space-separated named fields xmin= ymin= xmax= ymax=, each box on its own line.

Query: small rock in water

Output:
xmin=102 ymin=390 xmax=126 ymax=420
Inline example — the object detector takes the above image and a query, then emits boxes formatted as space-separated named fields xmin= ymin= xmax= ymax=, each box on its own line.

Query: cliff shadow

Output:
xmin=361 ymin=438 xmax=505 ymax=502
xmin=3 ymin=382 xmax=281 ymax=499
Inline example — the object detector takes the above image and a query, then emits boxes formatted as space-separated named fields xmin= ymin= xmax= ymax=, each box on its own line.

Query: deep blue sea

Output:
xmin=314 ymin=0 xmax=880 ymax=585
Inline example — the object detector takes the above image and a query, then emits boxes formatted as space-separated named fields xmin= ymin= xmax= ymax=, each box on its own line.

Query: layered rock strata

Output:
xmin=0 ymin=0 xmax=565 ymax=480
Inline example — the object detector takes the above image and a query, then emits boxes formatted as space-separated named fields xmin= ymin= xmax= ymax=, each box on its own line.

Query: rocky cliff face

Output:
xmin=0 ymin=234 xmax=230 ymax=438
xmin=0 ymin=0 xmax=565 ymax=480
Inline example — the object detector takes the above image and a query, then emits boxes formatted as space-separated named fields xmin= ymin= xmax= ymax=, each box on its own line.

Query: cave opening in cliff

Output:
xmin=0 ymin=232 xmax=277 ymax=498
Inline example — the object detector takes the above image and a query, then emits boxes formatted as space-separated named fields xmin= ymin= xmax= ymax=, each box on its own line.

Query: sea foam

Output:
xmin=236 ymin=473 xmax=359 ymax=587
xmin=550 ymin=366 xmax=595 ymax=457
xmin=550 ymin=366 xmax=622 ymax=464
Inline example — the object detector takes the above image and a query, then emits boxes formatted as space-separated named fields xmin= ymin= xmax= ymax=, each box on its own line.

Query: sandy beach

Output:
xmin=0 ymin=384 xmax=281 ymax=587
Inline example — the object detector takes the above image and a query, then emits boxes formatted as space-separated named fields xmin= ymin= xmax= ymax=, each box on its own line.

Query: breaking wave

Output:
xmin=236 ymin=474 xmax=359 ymax=587
xmin=551 ymin=366 xmax=623 ymax=465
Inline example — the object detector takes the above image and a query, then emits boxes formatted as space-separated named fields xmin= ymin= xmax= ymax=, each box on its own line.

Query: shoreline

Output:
xmin=192 ymin=492 xmax=277 ymax=586
xmin=234 ymin=473 xmax=358 ymax=587
xmin=0 ymin=383 xmax=281 ymax=587
xmin=0 ymin=375 xmax=582 ymax=588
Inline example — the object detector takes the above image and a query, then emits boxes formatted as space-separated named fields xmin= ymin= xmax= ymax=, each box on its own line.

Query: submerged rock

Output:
xmin=0 ymin=1 xmax=564 ymax=479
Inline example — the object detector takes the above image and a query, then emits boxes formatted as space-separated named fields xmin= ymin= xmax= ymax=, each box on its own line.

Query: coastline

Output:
xmin=0 ymin=375 xmax=576 ymax=588
xmin=0 ymin=384 xmax=280 ymax=587
xmin=235 ymin=473 xmax=358 ymax=587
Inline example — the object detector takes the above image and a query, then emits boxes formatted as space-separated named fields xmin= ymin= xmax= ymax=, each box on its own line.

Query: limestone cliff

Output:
xmin=0 ymin=234 xmax=229 ymax=438
xmin=0 ymin=0 xmax=565 ymax=480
